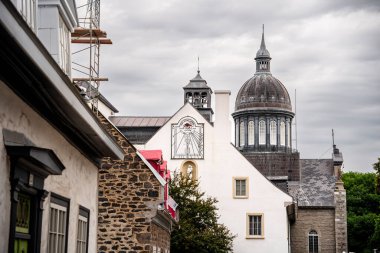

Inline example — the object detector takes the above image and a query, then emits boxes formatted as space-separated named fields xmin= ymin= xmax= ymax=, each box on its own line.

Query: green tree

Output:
xmin=373 ymin=157 xmax=380 ymax=194
xmin=169 ymin=172 xmax=235 ymax=253
xmin=342 ymin=171 xmax=380 ymax=253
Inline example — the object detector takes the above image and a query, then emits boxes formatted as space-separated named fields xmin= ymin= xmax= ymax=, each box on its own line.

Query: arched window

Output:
xmin=280 ymin=121 xmax=285 ymax=146
xmin=201 ymin=92 xmax=208 ymax=108
xmin=186 ymin=92 xmax=193 ymax=103
xmin=286 ymin=121 xmax=291 ymax=147
xmin=235 ymin=121 xmax=239 ymax=147
xmin=270 ymin=120 xmax=277 ymax=145
xmin=248 ymin=121 xmax=254 ymax=145
xmin=259 ymin=120 xmax=266 ymax=145
xmin=240 ymin=122 xmax=245 ymax=147
xmin=193 ymin=92 xmax=200 ymax=107
xmin=308 ymin=230 xmax=318 ymax=253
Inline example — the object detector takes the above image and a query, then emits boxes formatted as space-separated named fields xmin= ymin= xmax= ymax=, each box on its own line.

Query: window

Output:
xmin=280 ymin=121 xmax=285 ymax=146
xmin=77 ymin=207 xmax=89 ymax=253
xmin=248 ymin=121 xmax=254 ymax=145
xmin=239 ymin=121 xmax=245 ymax=147
xmin=247 ymin=213 xmax=264 ymax=238
xmin=59 ymin=15 xmax=71 ymax=76
xmin=308 ymin=230 xmax=318 ymax=253
xmin=235 ymin=121 xmax=239 ymax=147
xmin=233 ymin=177 xmax=249 ymax=198
xmin=49 ymin=194 xmax=69 ymax=253
xmin=270 ymin=120 xmax=277 ymax=145
xmin=259 ymin=120 xmax=266 ymax=144
xmin=286 ymin=121 xmax=291 ymax=147
xmin=18 ymin=0 xmax=36 ymax=31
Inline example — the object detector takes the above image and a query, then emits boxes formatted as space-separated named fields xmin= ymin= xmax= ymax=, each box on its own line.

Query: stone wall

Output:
xmin=151 ymin=222 xmax=171 ymax=252
xmin=334 ymin=181 xmax=348 ymax=253
xmin=290 ymin=208 xmax=336 ymax=253
xmin=97 ymin=113 xmax=169 ymax=253
xmin=243 ymin=152 xmax=300 ymax=181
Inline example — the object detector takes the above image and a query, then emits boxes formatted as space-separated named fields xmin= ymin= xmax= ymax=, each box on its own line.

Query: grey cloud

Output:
xmin=89 ymin=0 xmax=380 ymax=172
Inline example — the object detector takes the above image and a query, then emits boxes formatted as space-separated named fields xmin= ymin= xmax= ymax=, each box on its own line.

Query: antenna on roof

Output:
xmin=197 ymin=56 xmax=200 ymax=73
xmin=295 ymin=89 xmax=298 ymax=151
xmin=262 ymin=24 xmax=264 ymax=34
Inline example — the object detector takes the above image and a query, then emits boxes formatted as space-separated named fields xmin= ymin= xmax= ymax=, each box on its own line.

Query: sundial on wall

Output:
xmin=171 ymin=116 xmax=204 ymax=159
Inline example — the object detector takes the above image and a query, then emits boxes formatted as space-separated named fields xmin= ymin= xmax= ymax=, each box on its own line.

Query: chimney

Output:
xmin=214 ymin=90 xmax=231 ymax=142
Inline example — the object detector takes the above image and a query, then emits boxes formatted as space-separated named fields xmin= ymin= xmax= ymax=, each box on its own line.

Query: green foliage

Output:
xmin=373 ymin=157 xmax=380 ymax=194
xmin=342 ymin=170 xmax=380 ymax=253
xmin=169 ymin=172 xmax=235 ymax=253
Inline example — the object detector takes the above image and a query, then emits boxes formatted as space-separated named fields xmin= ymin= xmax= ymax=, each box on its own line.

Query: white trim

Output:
xmin=136 ymin=151 xmax=166 ymax=186
xmin=0 ymin=3 xmax=124 ymax=160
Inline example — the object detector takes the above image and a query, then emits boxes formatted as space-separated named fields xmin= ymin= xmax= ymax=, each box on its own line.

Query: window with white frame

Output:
xmin=233 ymin=177 xmax=248 ymax=198
xmin=259 ymin=120 xmax=266 ymax=144
xmin=280 ymin=121 xmax=285 ymax=146
xmin=59 ymin=15 xmax=71 ymax=76
xmin=18 ymin=0 xmax=36 ymax=31
xmin=76 ymin=207 xmax=89 ymax=253
xmin=308 ymin=230 xmax=318 ymax=253
xmin=48 ymin=195 xmax=69 ymax=253
xmin=248 ymin=121 xmax=254 ymax=145
xmin=270 ymin=120 xmax=277 ymax=145
xmin=239 ymin=121 xmax=245 ymax=147
xmin=247 ymin=213 xmax=264 ymax=238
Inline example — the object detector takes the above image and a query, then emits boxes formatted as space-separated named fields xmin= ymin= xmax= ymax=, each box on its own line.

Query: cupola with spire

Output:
xmin=232 ymin=25 xmax=295 ymax=154
xmin=183 ymin=59 xmax=214 ymax=122
xmin=255 ymin=25 xmax=272 ymax=73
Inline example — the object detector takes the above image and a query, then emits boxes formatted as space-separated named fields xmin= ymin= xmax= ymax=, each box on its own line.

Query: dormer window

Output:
xmin=59 ymin=15 xmax=71 ymax=76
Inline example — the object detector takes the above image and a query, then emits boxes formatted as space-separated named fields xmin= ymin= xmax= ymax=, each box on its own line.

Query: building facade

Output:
xmin=232 ymin=29 xmax=348 ymax=253
xmin=0 ymin=1 xmax=175 ymax=252
xmin=112 ymin=80 xmax=294 ymax=252
xmin=0 ymin=0 xmax=125 ymax=252
xmin=111 ymin=29 xmax=348 ymax=252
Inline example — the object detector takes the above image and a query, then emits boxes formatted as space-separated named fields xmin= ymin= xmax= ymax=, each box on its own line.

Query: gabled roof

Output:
xmin=110 ymin=116 xmax=170 ymax=127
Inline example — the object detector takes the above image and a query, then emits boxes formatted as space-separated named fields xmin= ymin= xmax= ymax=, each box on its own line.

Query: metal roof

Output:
xmin=110 ymin=116 xmax=170 ymax=127
xmin=183 ymin=71 xmax=211 ymax=89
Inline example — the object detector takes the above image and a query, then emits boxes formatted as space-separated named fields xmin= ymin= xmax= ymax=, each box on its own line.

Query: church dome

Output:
xmin=235 ymin=73 xmax=292 ymax=112
xmin=235 ymin=26 xmax=292 ymax=114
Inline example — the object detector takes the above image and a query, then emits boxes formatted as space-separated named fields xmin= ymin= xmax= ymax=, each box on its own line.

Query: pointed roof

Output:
xmin=255 ymin=24 xmax=271 ymax=59
xmin=183 ymin=70 xmax=211 ymax=89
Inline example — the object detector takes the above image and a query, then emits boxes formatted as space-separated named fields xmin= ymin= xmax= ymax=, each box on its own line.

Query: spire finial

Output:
xmin=332 ymin=129 xmax=335 ymax=146
xmin=260 ymin=24 xmax=266 ymax=49
xmin=197 ymin=56 xmax=200 ymax=73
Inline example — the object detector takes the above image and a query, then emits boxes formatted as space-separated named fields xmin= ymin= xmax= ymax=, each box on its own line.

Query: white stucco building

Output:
xmin=0 ymin=0 xmax=124 ymax=252
xmin=111 ymin=76 xmax=294 ymax=252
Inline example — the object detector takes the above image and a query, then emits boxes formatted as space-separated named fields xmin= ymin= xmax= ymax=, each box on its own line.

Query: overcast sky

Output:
xmin=76 ymin=0 xmax=380 ymax=172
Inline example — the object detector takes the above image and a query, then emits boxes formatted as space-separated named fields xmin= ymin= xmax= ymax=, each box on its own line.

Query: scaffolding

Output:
xmin=71 ymin=0 xmax=112 ymax=113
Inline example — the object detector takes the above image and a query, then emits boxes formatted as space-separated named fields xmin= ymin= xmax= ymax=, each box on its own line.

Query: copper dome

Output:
xmin=235 ymin=73 xmax=292 ymax=112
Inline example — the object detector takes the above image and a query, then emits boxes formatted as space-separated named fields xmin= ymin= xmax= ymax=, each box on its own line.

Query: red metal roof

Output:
xmin=139 ymin=150 xmax=162 ymax=161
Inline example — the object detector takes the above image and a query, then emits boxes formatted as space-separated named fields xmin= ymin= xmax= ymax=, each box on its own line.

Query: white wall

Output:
xmin=0 ymin=81 xmax=99 ymax=253
xmin=144 ymin=94 xmax=293 ymax=252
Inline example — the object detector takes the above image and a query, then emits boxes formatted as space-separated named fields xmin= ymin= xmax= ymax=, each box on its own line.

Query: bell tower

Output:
xmin=183 ymin=64 xmax=213 ymax=123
